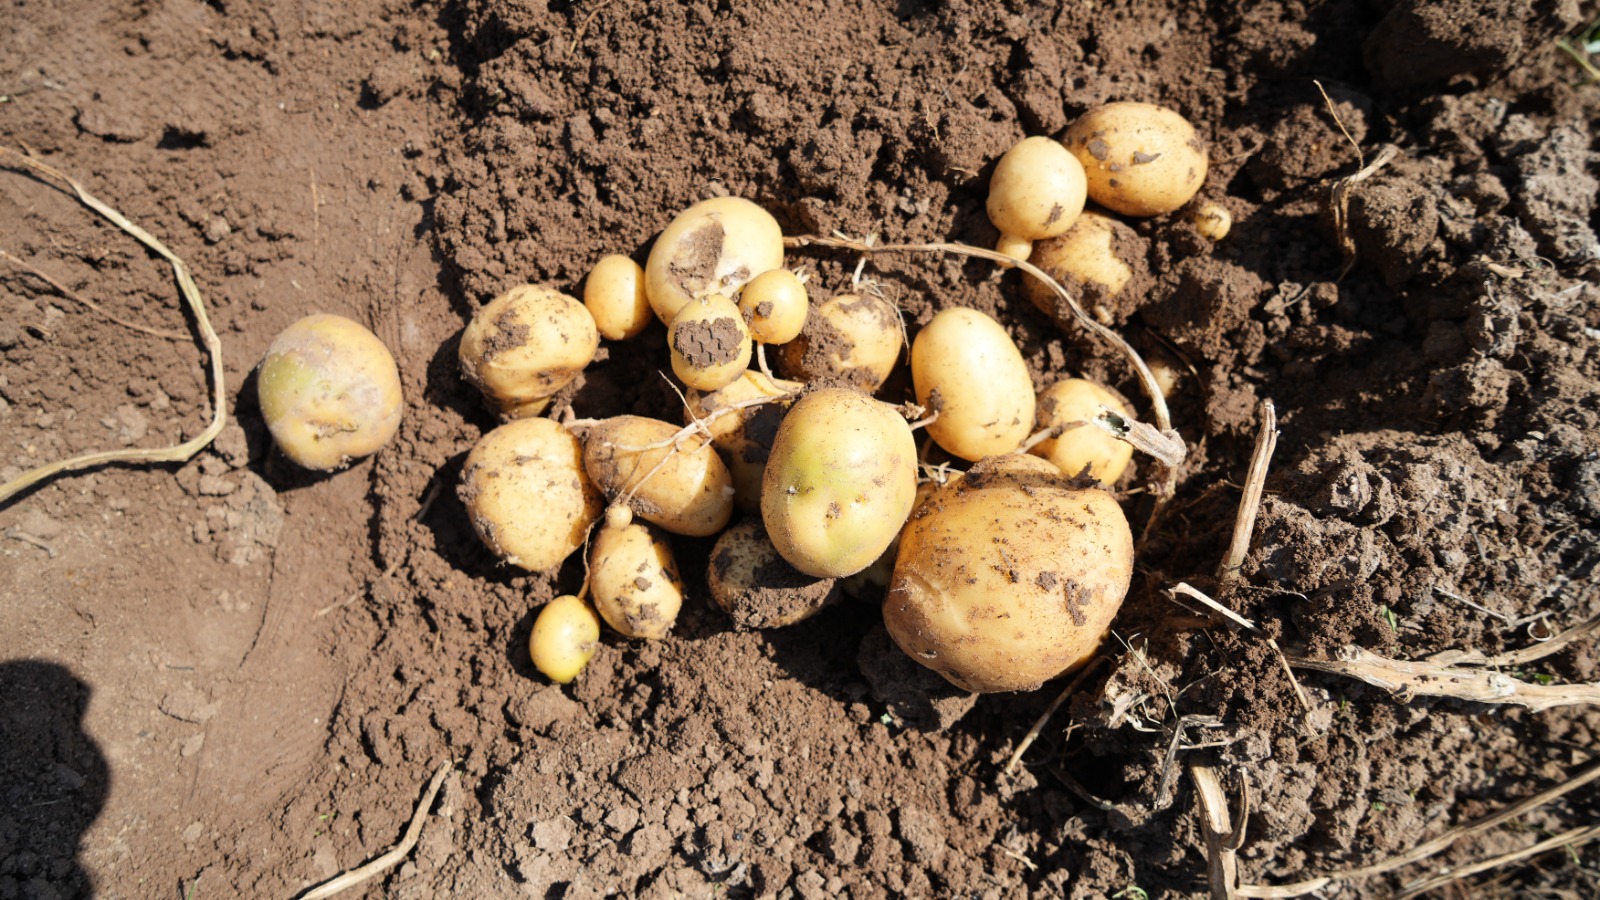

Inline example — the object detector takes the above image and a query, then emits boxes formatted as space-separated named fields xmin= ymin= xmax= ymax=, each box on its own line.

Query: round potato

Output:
xmin=529 ymin=595 xmax=602 ymax=683
xmin=644 ymin=197 xmax=784 ymax=325
xmin=708 ymin=519 xmax=839 ymax=629
xmin=1063 ymin=102 xmax=1208 ymax=218
xmin=777 ymin=292 xmax=902 ymax=393
xmin=738 ymin=268 xmax=809 ymax=345
xmin=257 ymin=313 xmax=403 ymax=471
xmin=1024 ymin=210 xmax=1139 ymax=321
xmin=987 ymin=135 xmax=1088 ymax=241
xmin=460 ymin=284 xmax=599 ymax=419
xmin=1031 ymin=378 xmax=1134 ymax=486
xmin=762 ymin=388 xmax=918 ymax=578
xmin=584 ymin=254 xmax=652 ymax=341
xmin=911 ymin=307 xmax=1035 ymax=462
xmin=460 ymin=417 xmax=604 ymax=572
xmin=1189 ymin=200 xmax=1232 ymax=241
xmin=884 ymin=454 xmax=1134 ymax=693
xmin=583 ymin=415 xmax=735 ymax=537
xmin=669 ymin=293 xmax=753 ymax=392
xmin=685 ymin=370 xmax=801 ymax=514
xmin=589 ymin=519 xmax=685 ymax=640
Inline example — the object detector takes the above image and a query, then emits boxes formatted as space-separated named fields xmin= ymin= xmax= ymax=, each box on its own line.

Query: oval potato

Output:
xmin=460 ymin=417 xmax=604 ymax=572
xmin=686 ymin=371 xmax=801 ymax=514
xmin=987 ymin=135 xmax=1088 ymax=241
xmin=529 ymin=595 xmax=602 ymax=683
xmin=589 ymin=519 xmax=685 ymax=640
xmin=1063 ymin=102 xmax=1208 ymax=217
xmin=738 ymin=268 xmax=809 ymax=345
xmin=708 ymin=519 xmax=839 ymax=629
xmin=584 ymin=254 xmax=652 ymax=341
xmin=258 ymin=313 xmax=403 ymax=471
xmin=1031 ymin=378 xmax=1135 ymax=486
xmin=644 ymin=197 xmax=784 ymax=325
xmin=460 ymin=284 xmax=599 ymax=419
xmin=911 ymin=307 xmax=1035 ymax=462
xmin=777 ymin=292 xmax=902 ymax=393
xmin=583 ymin=415 xmax=735 ymax=537
xmin=1024 ymin=210 xmax=1139 ymax=319
xmin=669 ymin=293 xmax=753 ymax=392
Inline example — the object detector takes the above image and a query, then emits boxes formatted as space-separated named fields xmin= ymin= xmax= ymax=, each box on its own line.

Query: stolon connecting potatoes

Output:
xmin=255 ymin=101 xmax=1217 ymax=695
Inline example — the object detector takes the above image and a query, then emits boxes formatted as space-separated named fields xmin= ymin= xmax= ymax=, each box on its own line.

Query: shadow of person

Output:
xmin=0 ymin=660 xmax=110 ymax=897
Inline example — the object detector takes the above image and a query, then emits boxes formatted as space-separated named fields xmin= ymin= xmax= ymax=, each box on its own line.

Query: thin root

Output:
xmin=1003 ymin=657 xmax=1108 ymax=776
xmin=297 ymin=760 xmax=452 ymax=900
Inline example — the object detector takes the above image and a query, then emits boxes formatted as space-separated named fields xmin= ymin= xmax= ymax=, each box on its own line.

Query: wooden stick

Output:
xmin=1192 ymin=765 xmax=1248 ymax=900
xmin=1218 ymin=399 xmax=1277 ymax=586
xmin=1394 ymin=823 xmax=1600 ymax=900
xmin=297 ymin=760 xmax=452 ymax=900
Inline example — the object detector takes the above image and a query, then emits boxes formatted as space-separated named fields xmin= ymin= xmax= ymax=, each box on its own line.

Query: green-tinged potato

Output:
xmin=777 ymin=292 xmax=902 ymax=393
xmin=686 ymin=371 xmax=800 ymax=514
xmin=529 ymin=595 xmax=602 ymax=683
xmin=583 ymin=416 xmax=734 ymax=537
xmin=987 ymin=135 xmax=1088 ymax=241
xmin=708 ymin=519 xmax=839 ymax=629
xmin=762 ymin=388 xmax=917 ymax=578
xmin=645 ymin=197 xmax=784 ymax=325
xmin=738 ymin=268 xmax=809 ymax=345
xmin=1024 ymin=210 xmax=1145 ymax=327
xmin=669 ymin=293 xmax=752 ymax=392
xmin=1063 ymin=102 xmax=1208 ymax=217
xmin=885 ymin=454 xmax=1134 ymax=693
xmin=584 ymin=254 xmax=652 ymax=340
xmin=257 ymin=313 xmax=403 ymax=471
xmin=589 ymin=519 xmax=685 ymax=639
xmin=1189 ymin=200 xmax=1232 ymax=241
xmin=1031 ymin=379 xmax=1134 ymax=486
xmin=460 ymin=418 xmax=603 ymax=572
xmin=911 ymin=308 xmax=1035 ymax=462
xmin=460 ymin=284 xmax=599 ymax=419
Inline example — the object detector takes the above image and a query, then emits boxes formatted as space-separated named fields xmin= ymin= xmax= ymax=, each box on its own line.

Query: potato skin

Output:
xmin=669 ymin=293 xmax=753 ymax=392
xmin=589 ymin=520 xmax=685 ymax=640
xmin=884 ymin=454 xmax=1133 ymax=693
xmin=777 ymin=292 xmax=902 ymax=393
xmin=584 ymin=254 xmax=652 ymax=341
xmin=1063 ymin=102 xmax=1208 ymax=217
xmin=645 ymin=197 xmax=784 ymax=325
xmin=583 ymin=415 xmax=735 ymax=537
xmin=460 ymin=284 xmax=599 ymax=419
xmin=460 ymin=418 xmax=604 ymax=572
xmin=708 ymin=519 xmax=839 ymax=629
xmin=987 ymin=135 xmax=1088 ymax=241
xmin=257 ymin=313 xmax=403 ymax=471
xmin=685 ymin=371 xmax=800 ymax=514
xmin=529 ymin=595 xmax=602 ymax=683
xmin=911 ymin=308 xmax=1035 ymax=462
xmin=1024 ymin=210 xmax=1137 ymax=316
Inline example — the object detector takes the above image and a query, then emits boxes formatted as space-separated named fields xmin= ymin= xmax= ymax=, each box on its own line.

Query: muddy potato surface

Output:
xmin=257 ymin=313 xmax=404 ymax=471
xmin=1024 ymin=210 xmax=1138 ymax=319
xmin=1063 ymin=101 xmax=1208 ymax=217
xmin=583 ymin=415 xmax=735 ymax=536
xmin=644 ymin=197 xmax=784 ymax=325
xmin=777 ymin=291 xmax=902 ymax=393
xmin=708 ymin=519 xmax=839 ymax=629
xmin=669 ymin=292 xmax=753 ymax=392
xmin=589 ymin=520 xmax=685 ymax=640
xmin=460 ymin=417 xmax=604 ymax=572
xmin=911 ymin=307 xmax=1035 ymax=462
xmin=459 ymin=284 xmax=599 ymax=419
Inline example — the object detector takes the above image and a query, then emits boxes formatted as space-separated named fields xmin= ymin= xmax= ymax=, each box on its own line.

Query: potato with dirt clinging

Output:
xmin=645 ymin=197 xmax=784 ymax=325
xmin=583 ymin=415 xmax=734 ymax=537
xmin=708 ymin=519 xmax=839 ymax=629
xmin=1024 ymin=210 xmax=1138 ymax=319
xmin=911 ymin=307 xmax=1035 ymax=462
xmin=529 ymin=595 xmax=602 ymax=683
xmin=885 ymin=454 xmax=1134 ymax=693
xmin=257 ymin=313 xmax=403 ymax=471
xmin=584 ymin=254 xmax=652 ymax=340
xmin=669 ymin=293 xmax=753 ymax=392
xmin=1031 ymin=378 xmax=1135 ymax=486
xmin=460 ymin=417 xmax=604 ymax=572
xmin=987 ymin=135 xmax=1088 ymax=243
xmin=685 ymin=370 xmax=800 ymax=514
xmin=1063 ymin=102 xmax=1208 ymax=217
xmin=762 ymin=388 xmax=918 ymax=578
xmin=1189 ymin=200 xmax=1232 ymax=241
xmin=459 ymin=284 xmax=599 ymax=419
xmin=737 ymin=268 xmax=809 ymax=345
xmin=589 ymin=517 xmax=686 ymax=640
xmin=777 ymin=291 xmax=902 ymax=393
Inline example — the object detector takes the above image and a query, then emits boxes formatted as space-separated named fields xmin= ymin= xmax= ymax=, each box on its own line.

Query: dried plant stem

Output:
xmin=1288 ymin=645 xmax=1600 ymax=711
xmin=1218 ymin=399 xmax=1277 ymax=586
xmin=1394 ymin=823 xmax=1600 ymax=900
xmin=1428 ymin=610 xmax=1600 ymax=669
xmin=1328 ymin=145 xmax=1399 ymax=280
xmin=297 ymin=760 xmax=452 ymax=900
xmin=0 ymin=248 xmax=189 ymax=340
xmin=1002 ymin=657 xmax=1107 ymax=776
xmin=1192 ymin=765 xmax=1249 ymax=900
xmin=1170 ymin=582 xmax=1257 ymax=632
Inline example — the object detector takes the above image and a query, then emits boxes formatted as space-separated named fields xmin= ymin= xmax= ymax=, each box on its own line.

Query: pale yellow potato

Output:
xmin=987 ymin=135 xmax=1088 ymax=241
xmin=738 ymin=268 xmax=809 ymax=345
xmin=708 ymin=519 xmax=839 ymax=629
xmin=257 ymin=314 xmax=403 ymax=471
xmin=762 ymin=388 xmax=918 ymax=578
xmin=669 ymin=293 xmax=752 ymax=392
xmin=644 ymin=197 xmax=784 ymax=325
xmin=1190 ymin=200 xmax=1232 ymax=241
xmin=583 ymin=415 xmax=734 ymax=537
xmin=884 ymin=454 xmax=1134 ymax=693
xmin=910 ymin=308 xmax=1035 ymax=462
xmin=685 ymin=371 xmax=801 ymax=514
xmin=1031 ymin=378 xmax=1134 ymax=486
xmin=777 ymin=292 xmax=902 ymax=393
xmin=589 ymin=519 xmax=685 ymax=639
xmin=460 ymin=284 xmax=599 ymax=419
xmin=460 ymin=417 xmax=604 ymax=572
xmin=1063 ymin=102 xmax=1208 ymax=217
xmin=584 ymin=254 xmax=652 ymax=340
xmin=1024 ymin=210 xmax=1136 ymax=317
xmin=529 ymin=595 xmax=602 ymax=683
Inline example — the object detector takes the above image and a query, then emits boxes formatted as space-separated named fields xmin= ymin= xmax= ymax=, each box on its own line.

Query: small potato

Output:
xmin=762 ymin=388 xmax=918 ymax=578
xmin=1031 ymin=378 xmax=1134 ymax=486
xmin=461 ymin=417 xmax=604 ymax=572
xmin=884 ymin=454 xmax=1134 ymax=693
xmin=589 ymin=519 xmax=685 ymax=640
xmin=685 ymin=371 xmax=800 ymax=514
xmin=460 ymin=284 xmax=599 ymax=419
xmin=645 ymin=197 xmax=784 ymax=325
xmin=987 ymin=135 xmax=1088 ymax=241
xmin=1024 ymin=210 xmax=1142 ymax=324
xmin=911 ymin=308 xmax=1035 ymax=462
xmin=257 ymin=313 xmax=403 ymax=471
xmin=994 ymin=233 xmax=1034 ymax=267
xmin=584 ymin=254 xmax=652 ymax=340
xmin=583 ymin=415 xmax=734 ymax=537
xmin=738 ymin=268 xmax=809 ymax=345
xmin=529 ymin=595 xmax=602 ymax=683
xmin=708 ymin=519 xmax=839 ymax=629
xmin=1063 ymin=102 xmax=1208 ymax=217
xmin=1189 ymin=200 xmax=1232 ymax=241
xmin=777 ymin=292 xmax=902 ymax=393
xmin=669 ymin=293 xmax=752 ymax=392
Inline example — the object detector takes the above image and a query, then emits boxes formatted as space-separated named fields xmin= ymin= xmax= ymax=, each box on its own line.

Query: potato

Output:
xmin=994 ymin=233 xmax=1034 ymax=266
xmin=1031 ymin=378 xmax=1134 ymax=486
xmin=257 ymin=313 xmax=403 ymax=471
xmin=708 ymin=519 xmax=839 ymax=629
xmin=1024 ymin=210 xmax=1144 ymax=327
xmin=460 ymin=417 xmax=604 ymax=572
xmin=460 ymin=284 xmax=599 ymax=419
xmin=1063 ymin=102 xmax=1208 ymax=217
xmin=584 ymin=254 xmax=652 ymax=341
xmin=777 ymin=292 xmax=902 ymax=393
xmin=685 ymin=370 xmax=800 ymax=514
xmin=910 ymin=308 xmax=1035 ymax=462
xmin=645 ymin=197 xmax=784 ymax=325
xmin=583 ymin=415 xmax=734 ymax=537
xmin=884 ymin=454 xmax=1134 ymax=693
xmin=737 ymin=268 xmax=809 ymax=345
xmin=669 ymin=293 xmax=753 ymax=392
xmin=987 ymin=135 xmax=1088 ymax=241
xmin=589 ymin=519 xmax=685 ymax=640
xmin=529 ymin=595 xmax=602 ymax=683
xmin=762 ymin=388 xmax=918 ymax=578
xmin=1189 ymin=200 xmax=1232 ymax=241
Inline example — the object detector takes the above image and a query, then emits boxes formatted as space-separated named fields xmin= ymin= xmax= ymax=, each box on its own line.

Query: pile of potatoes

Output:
xmin=256 ymin=101 xmax=1217 ymax=695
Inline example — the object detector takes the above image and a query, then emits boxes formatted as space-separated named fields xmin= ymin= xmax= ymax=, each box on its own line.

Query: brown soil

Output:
xmin=3 ymin=1 xmax=1599 ymax=898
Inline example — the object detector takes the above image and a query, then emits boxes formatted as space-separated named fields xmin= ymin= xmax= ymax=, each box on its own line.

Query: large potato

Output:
xmin=910 ymin=308 xmax=1035 ymax=462
xmin=460 ymin=284 xmax=599 ymax=419
xmin=583 ymin=415 xmax=735 ymax=537
xmin=257 ymin=313 xmax=403 ymax=471
xmin=460 ymin=417 xmax=604 ymax=572
xmin=589 ymin=519 xmax=685 ymax=640
xmin=987 ymin=135 xmax=1088 ymax=241
xmin=644 ymin=197 xmax=784 ymax=325
xmin=1031 ymin=378 xmax=1134 ymax=486
xmin=884 ymin=454 xmax=1134 ymax=693
xmin=1062 ymin=102 xmax=1208 ymax=217
xmin=685 ymin=371 xmax=800 ymax=514
xmin=762 ymin=388 xmax=917 ymax=578
xmin=708 ymin=519 xmax=839 ymax=629
xmin=777 ymin=292 xmax=902 ymax=393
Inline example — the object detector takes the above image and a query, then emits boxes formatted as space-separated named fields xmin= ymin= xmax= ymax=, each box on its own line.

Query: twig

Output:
xmin=1192 ymin=766 xmax=1249 ymax=900
xmin=1313 ymin=80 xmax=1363 ymax=170
xmin=1432 ymin=585 xmax=1516 ymax=625
xmin=1169 ymin=582 xmax=1258 ymax=632
xmin=1428 ymin=610 xmax=1600 ymax=669
xmin=567 ymin=0 xmax=620 ymax=56
xmin=1092 ymin=407 xmax=1186 ymax=469
xmin=1288 ymin=645 xmax=1600 ymax=711
xmin=1265 ymin=637 xmax=1312 ymax=721
xmin=1003 ymin=657 xmax=1107 ymax=775
xmin=1156 ymin=715 xmax=1225 ymax=807
xmin=1218 ymin=399 xmax=1277 ymax=586
xmin=1394 ymin=823 xmax=1600 ymax=900
xmin=1328 ymin=144 xmax=1399 ymax=281
xmin=0 ymin=249 xmax=189 ymax=340
xmin=296 ymin=760 xmax=452 ymax=900
xmin=0 ymin=146 xmax=226 ymax=504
